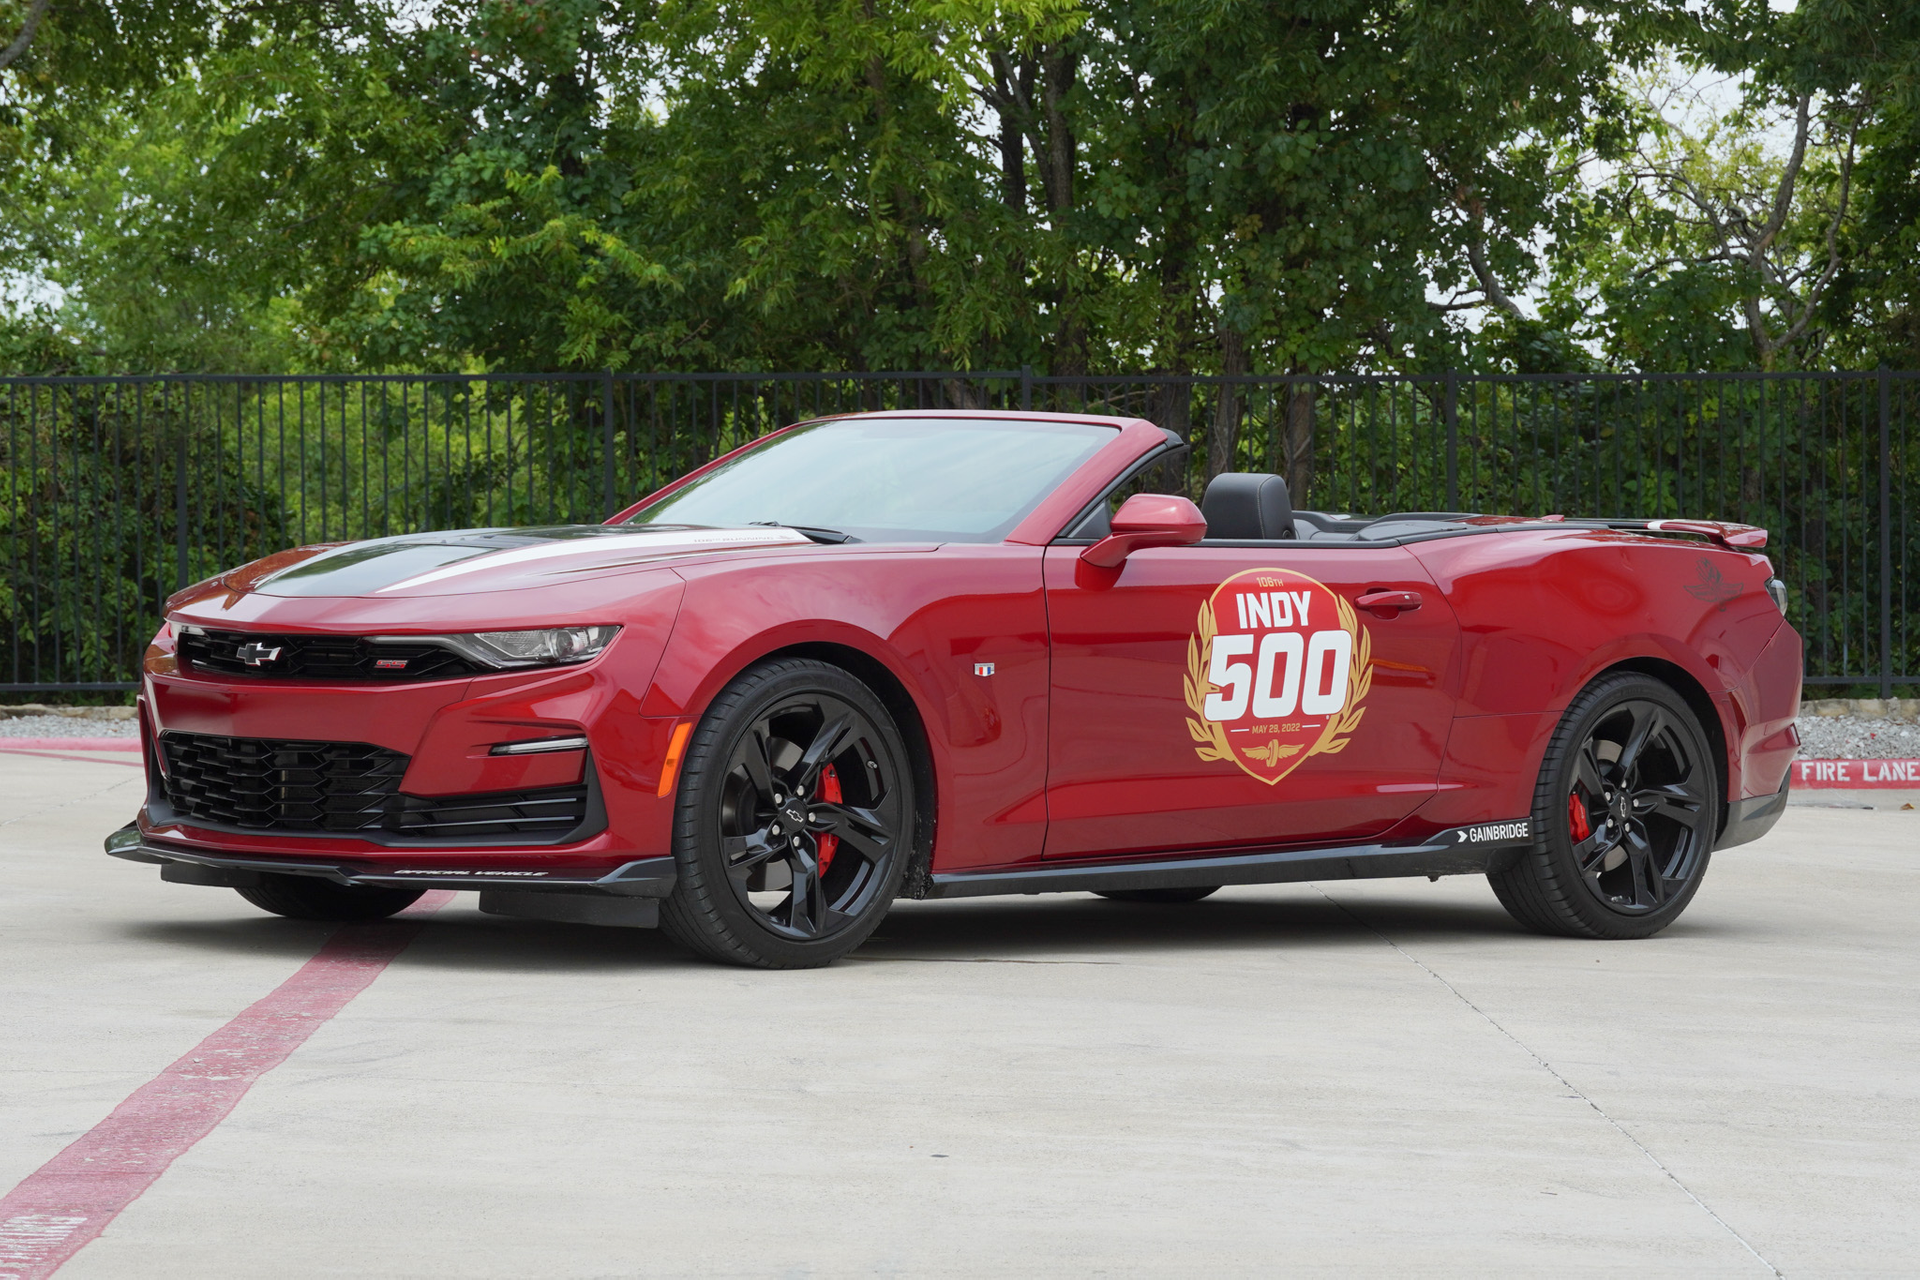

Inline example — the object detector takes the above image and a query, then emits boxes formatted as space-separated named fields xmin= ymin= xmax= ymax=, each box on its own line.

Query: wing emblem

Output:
xmin=1683 ymin=558 xmax=1745 ymax=609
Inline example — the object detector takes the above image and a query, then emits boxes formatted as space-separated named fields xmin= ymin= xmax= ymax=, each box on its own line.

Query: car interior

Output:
xmin=1067 ymin=462 xmax=1486 ymax=544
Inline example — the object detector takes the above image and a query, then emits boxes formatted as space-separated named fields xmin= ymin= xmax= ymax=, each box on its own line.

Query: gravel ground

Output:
xmin=1795 ymin=715 xmax=1920 ymax=759
xmin=0 ymin=714 xmax=139 ymax=739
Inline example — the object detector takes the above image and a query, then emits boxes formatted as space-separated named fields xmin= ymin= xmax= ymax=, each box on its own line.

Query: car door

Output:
xmin=1042 ymin=538 xmax=1462 ymax=860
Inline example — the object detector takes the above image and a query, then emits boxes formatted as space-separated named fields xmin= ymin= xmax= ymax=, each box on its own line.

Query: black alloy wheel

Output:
xmin=1564 ymin=700 xmax=1711 ymax=913
xmin=1490 ymin=673 xmax=1719 ymax=940
xmin=660 ymin=659 xmax=915 ymax=968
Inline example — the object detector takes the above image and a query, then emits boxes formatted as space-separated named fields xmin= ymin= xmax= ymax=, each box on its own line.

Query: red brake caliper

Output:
xmin=814 ymin=764 xmax=842 ymax=876
xmin=1568 ymin=792 xmax=1592 ymax=842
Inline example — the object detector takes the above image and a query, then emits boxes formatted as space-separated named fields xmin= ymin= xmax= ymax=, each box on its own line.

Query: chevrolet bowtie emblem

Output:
xmin=235 ymin=641 xmax=284 ymax=667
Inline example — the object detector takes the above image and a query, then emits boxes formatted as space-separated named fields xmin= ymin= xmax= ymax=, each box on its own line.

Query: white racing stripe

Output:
xmin=373 ymin=526 xmax=811 ymax=593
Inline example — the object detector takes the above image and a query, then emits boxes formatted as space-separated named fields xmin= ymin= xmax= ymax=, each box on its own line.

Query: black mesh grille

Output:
xmin=159 ymin=732 xmax=589 ymax=840
xmin=162 ymin=733 xmax=406 ymax=831
xmin=178 ymin=629 xmax=482 ymax=682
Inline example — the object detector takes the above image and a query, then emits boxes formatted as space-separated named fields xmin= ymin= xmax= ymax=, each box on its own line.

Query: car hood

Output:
xmin=211 ymin=524 xmax=816 ymax=600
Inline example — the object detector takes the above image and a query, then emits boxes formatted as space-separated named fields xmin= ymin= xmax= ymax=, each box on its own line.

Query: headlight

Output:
xmin=379 ymin=625 xmax=621 ymax=670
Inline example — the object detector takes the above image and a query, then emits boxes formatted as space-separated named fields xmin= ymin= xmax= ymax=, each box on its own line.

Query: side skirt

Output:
xmin=926 ymin=821 xmax=1537 ymax=899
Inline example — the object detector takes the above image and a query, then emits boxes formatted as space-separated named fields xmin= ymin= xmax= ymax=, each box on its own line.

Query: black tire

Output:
xmin=236 ymin=874 xmax=424 ymax=922
xmin=1094 ymin=886 xmax=1220 ymax=904
xmin=1490 ymin=673 xmax=1720 ymax=940
xmin=659 ymin=659 xmax=915 ymax=969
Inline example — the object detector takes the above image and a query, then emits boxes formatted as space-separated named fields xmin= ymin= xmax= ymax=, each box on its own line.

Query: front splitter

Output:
xmin=104 ymin=823 xmax=676 ymax=898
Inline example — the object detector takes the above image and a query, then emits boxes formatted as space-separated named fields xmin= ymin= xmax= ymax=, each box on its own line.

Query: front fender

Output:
xmin=639 ymin=546 xmax=1053 ymax=871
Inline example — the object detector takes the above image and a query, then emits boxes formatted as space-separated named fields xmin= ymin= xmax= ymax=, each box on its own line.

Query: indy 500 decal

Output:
xmin=1183 ymin=568 xmax=1373 ymax=786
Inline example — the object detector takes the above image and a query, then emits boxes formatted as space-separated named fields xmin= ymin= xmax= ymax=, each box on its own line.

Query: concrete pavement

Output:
xmin=2 ymin=750 xmax=1915 ymax=1277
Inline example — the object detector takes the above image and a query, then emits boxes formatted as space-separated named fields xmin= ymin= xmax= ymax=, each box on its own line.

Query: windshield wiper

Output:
xmin=748 ymin=521 xmax=862 ymax=545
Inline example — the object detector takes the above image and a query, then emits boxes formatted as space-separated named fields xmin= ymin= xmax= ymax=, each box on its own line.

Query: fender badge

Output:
xmin=974 ymin=663 xmax=995 ymax=677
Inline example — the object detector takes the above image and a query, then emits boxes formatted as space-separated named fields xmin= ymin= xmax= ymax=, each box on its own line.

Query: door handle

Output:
xmin=1356 ymin=589 xmax=1423 ymax=617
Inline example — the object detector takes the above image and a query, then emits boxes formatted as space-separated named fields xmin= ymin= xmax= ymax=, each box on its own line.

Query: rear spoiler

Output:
xmin=1636 ymin=519 xmax=1768 ymax=551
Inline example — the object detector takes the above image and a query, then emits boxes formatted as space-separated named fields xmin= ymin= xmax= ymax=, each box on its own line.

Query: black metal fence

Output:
xmin=4 ymin=370 xmax=1915 ymax=694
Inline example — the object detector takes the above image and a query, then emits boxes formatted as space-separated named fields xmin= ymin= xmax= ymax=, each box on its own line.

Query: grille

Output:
xmin=159 ymin=732 xmax=590 ymax=840
xmin=178 ymin=628 xmax=483 ymax=682
xmin=162 ymin=733 xmax=406 ymax=831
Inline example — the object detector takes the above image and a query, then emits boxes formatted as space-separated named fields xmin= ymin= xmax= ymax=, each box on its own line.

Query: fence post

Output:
xmin=1443 ymin=368 xmax=1459 ymax=510
xmin=1021 ymin=365 xmax=1032 ymax=412
xmin=602 ymin=371 xmax=617 ymax=520
xmin=174 ymin=387 xmax=190 ymax=592
xmin=1879 ymin=364 xmax=1893 ymax=699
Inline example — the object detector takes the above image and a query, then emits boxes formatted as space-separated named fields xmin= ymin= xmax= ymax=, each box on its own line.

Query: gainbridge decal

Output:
xmin=1183 ymin=568 xmax=1374 ymax=785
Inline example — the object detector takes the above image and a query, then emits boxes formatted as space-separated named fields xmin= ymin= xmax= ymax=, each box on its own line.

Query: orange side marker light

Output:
xmin=657 ymin=721 xmax=693 ymax=798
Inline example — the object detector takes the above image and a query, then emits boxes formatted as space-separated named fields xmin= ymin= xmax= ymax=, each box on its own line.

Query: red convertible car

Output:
xmin=108 ymin=410 xmax=1802 ymax=967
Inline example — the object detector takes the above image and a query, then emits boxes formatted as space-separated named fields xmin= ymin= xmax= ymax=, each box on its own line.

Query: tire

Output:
xmin=1094 ymin=886 xmax=1220 ymax=904
xmin=1489 ymin=673 xmax=1720 ymax=940
xmin=659 ymin=659 xmax=915 ymax=969
xmin=236 ymin=874 xmax=424 ymax=922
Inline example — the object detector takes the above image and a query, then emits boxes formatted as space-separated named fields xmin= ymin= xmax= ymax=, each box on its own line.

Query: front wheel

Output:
xmin=1489 ymin=674 xmax=1720 ymax=940
xmin=659 ymin=659 xmax=915 ymax=968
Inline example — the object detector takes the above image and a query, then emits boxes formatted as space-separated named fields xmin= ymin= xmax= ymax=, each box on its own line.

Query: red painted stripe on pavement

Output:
xmin=0 ymin=891 xmax=455 ymax=1279
xmin=0 ymin=740 xmax=139 ymax=752
xmin=0 ymin=749 xmax=142 ymax=768
xmin=1792 ymin=758 xmax=1920 ymax=789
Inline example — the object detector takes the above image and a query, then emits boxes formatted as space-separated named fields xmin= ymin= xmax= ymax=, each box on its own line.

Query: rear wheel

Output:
xmin=237 ymin=874 xmax=424 ymax=922
xmin=1094 ymin=886 xmax=1220 ymax=904
xmin=1490 ymin=674 xmax=1719 ymax=939
xmin=659 ymin=659 xmax=914 ymax=968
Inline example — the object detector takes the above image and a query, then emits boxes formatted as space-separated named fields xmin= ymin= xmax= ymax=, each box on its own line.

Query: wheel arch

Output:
xmin=754 ymin=640 xmax=939 ymax=899
xmin=1593 ymin=655 xmax=1731 ymax=836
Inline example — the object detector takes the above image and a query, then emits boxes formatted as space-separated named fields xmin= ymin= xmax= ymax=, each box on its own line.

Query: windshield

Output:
xmin=624 ymin=417 xmax=1117 ymax=542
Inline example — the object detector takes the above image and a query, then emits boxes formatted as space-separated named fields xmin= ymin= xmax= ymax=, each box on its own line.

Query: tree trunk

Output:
xmin=1205 ymin=324 xmax=1249 ymax=483
xmin=1283 ymin=378 xmax=1315 ymax=506
xmin=1035 ymin=49 xmax=1084 ymax=376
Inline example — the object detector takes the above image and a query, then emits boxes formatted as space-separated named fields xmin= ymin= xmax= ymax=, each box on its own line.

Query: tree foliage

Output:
xmin=2 ymin=0 xmax=1919 ymax=375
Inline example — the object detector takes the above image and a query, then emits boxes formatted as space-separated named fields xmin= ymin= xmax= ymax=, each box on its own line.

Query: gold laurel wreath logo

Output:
xmin=1182 ymin=588 xmax=1374 ymax=785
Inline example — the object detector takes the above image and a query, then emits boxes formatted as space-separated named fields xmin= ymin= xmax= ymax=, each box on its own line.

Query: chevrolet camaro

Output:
xmin=107 ymin=410 xmax=1802 ymax=967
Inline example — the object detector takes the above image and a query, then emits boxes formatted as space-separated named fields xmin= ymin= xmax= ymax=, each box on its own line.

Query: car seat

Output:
xmin=1200 ymin=472 xmax=1294 ymax=540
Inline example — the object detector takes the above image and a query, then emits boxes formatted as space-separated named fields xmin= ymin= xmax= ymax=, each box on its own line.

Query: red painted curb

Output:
xmin=0 ymin=748 xmax=142 ymax=767
xmin=0 ymin=739 xmax=139 ymax=752
xmin=1792 ymin=758 xmax=1920 ymax=789
xmin=0 ymin=891 xmax=454 ymax=1278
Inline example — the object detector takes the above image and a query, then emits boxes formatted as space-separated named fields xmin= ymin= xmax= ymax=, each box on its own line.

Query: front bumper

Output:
xmin=134 ymin=653 xmax=686 ymax=878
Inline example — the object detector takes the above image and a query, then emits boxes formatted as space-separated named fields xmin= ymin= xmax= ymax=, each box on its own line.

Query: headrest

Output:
xmin=1200 ymin=472 xmax=1294 ymax=540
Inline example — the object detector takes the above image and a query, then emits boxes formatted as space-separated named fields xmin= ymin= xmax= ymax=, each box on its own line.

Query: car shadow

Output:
xmin=856 ymin=891 xmax=1527 ymax=962
xmin=119 ymin=883 xmax=1752 ymax=974
xmin=122 ymin=909 xmax=694 ymax=973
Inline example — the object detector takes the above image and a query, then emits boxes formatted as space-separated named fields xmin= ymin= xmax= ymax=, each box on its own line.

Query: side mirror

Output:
xmin=1080 ymin=494 xmax=1207 ymax=568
